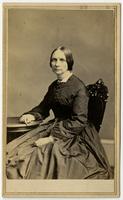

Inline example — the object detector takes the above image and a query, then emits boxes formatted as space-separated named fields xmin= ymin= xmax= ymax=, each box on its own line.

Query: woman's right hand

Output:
xmin=19 ymin=114 xmax=35 ymax=125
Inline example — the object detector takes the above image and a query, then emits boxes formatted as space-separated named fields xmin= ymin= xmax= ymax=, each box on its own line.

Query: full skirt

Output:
xmin=6 ymin=120 xmax=112 ymax=179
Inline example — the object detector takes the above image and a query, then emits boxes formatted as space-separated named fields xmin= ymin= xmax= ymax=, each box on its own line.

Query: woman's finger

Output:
xmin=25 ymin=118 xmax=30 ymax=125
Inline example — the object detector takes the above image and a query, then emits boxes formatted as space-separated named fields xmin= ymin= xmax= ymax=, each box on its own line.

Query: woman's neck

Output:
xmin=57 ymin=71 xmax=72 ymax=82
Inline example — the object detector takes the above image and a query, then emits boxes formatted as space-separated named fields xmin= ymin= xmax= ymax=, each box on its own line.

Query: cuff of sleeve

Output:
xmin=52 ymin=121 xmax=76 ymax=139
xmin=62 ymin=120 xmax=84 ymax=133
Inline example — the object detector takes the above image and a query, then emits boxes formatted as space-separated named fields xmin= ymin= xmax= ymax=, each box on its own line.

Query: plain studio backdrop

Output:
xmin=7 ymin=8 xmax=115 ymax=139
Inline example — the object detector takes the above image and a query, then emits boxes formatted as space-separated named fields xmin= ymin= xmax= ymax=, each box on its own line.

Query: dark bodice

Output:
xmin=27 ymin=75 xmax=89 ymax=133
xmin=49 ymin=79 xmax=79 ymax=119
xmin=52 ymin=104 xmax=72 ymax=119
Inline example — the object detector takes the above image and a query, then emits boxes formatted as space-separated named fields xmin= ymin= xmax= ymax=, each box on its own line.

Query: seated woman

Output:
xmin=6 ymin=46 xmax=112 ymax=179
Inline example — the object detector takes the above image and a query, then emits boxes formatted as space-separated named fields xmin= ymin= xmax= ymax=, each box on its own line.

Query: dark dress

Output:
xmin=6 ymin=75 xmax=112 ymax=179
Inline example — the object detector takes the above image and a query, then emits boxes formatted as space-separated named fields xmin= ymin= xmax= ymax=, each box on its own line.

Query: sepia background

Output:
xmin=7 ymin=9 xmax=115 ymax=139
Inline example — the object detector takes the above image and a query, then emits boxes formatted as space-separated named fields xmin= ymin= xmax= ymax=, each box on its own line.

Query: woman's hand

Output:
xmin=33 ymin=136 xmax=54 ymax=147
xmin=19 ymin=114 xmax=35 ymax=125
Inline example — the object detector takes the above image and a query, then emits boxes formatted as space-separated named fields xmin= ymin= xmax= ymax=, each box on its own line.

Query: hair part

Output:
xmin=50 ymin=46 xmax=74 ymax=71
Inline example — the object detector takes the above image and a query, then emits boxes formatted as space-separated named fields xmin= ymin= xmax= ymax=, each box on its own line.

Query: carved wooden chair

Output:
xmin=87 ymin=79 xmax=109 ymax=132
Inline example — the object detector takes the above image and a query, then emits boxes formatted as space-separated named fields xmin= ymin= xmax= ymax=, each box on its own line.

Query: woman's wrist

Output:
xmin=49 ymin=136 xmax=54 ymax=142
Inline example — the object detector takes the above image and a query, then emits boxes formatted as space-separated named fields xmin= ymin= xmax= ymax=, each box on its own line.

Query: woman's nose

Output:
xmin=56 ymin=60 xmax=60 ymax=66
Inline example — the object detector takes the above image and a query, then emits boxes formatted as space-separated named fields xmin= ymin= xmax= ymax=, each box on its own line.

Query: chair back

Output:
xmin=87 ymin=79 xmax=109 ymax=132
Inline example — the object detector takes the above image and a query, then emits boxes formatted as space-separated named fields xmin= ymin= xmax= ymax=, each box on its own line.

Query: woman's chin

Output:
xmin=54 ymin=71 xmax=62 ymax=75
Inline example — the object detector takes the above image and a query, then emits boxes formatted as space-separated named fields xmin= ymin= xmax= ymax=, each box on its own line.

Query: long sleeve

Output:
xmin=25 ymin=86 xmax=52 ymax=120
xmin=63 ymin=86 xmax=89 ymax=132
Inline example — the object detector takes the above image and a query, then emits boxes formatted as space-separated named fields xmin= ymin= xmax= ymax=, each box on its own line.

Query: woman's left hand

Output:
xmin=33 ymin=136 xmax=54 ymax=147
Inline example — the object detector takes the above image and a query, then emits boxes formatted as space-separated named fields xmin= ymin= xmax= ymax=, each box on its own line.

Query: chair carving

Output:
xmin=87 ymin=79 xmax=109 ymax=132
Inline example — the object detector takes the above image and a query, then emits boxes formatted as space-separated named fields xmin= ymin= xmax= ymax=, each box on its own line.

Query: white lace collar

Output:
xmin=57 ymin=72 xmax=73 ymax=83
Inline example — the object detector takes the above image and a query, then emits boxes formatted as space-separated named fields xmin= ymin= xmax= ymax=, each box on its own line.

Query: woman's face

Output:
xmin=51 ymin=49 xmax=68 ymax=75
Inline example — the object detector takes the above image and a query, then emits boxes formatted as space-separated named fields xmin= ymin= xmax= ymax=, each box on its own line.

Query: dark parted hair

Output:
xmin=50 ymin=46 xmax=74 ymax=71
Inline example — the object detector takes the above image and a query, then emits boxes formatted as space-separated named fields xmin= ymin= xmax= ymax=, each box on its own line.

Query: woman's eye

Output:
xmin=60 ymin=59 xmax=66 ymax=62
